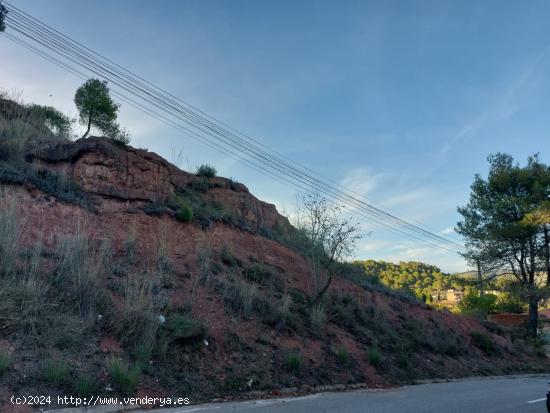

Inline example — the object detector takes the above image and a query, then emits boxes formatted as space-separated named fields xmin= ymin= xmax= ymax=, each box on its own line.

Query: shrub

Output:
xmin=73 ymin=374 xmax=99 ymax=397
xmin=0 ymin=196 xmax=22 ymax=277
xmin=169 ymin=194 xmax=194 ymax=222
xmin=164 ymin=313 xmax=206 ymax=342
xmin=108 ymin=358 xmax=139 ymax=396
xmin=196 ymin=164 xmax=216 ymax=178
xmin=175 ymin=202 xmax=193 ymax=222
xmin=367 ymin=348 xmax=382 ymax=367
xmin=459 ymin=293 xmax=497 ymax=319
xmin=331 ymin=346 xmax=350 ymax=365
xmin=243 ymin=264 xmax=274 ymax=285
xmin=223 ymin=280 xmax=260 ymax=318
xmin=309 ymin=303 xmax=326 ymax=337
xmin=42 ymin=359 xmax=70 ymax=386
xmin=0 ymin=349 xmax=10 ymax=376
xmin=114 ymin=271 xmax=161 ymax=353
xmin=221 ymin=247 xmax=242 ymax=267
xmin=470 ymin=332 xmax=497 ymax=355
xmin=286 ymin=352 xmax=303 ymax=373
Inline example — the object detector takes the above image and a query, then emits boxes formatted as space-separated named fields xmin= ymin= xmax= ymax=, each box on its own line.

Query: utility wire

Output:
xmin=1 ymin=3 xmax=465 ymax=255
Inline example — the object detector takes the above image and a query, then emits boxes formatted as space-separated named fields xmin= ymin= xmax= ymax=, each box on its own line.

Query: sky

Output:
xmin=1 ymin=0 xmax=549 ymax=273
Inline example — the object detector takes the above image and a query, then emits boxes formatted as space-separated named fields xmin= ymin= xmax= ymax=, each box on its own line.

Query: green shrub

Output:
xmin=223 ymin=279 xmax=260 ymax=318
xmin=331 ymin=346 xmax=350 ymax=365
xmin=470 ymin=332 xmax=497 ymax=355
xmin=243 ymin=264 xmax=274 ymax=284
xmin=0 ymin=349 xmax=10 ymax=376
xmin=309 ymin=303 xmax=326 ymax=336
xmin=175 ymin=202 xmax=193 ymax=222
xmin=367 ymin=348 xmax=382 ymax=367
xmin=108 ymin=358 xmax=139 ymax=396
xmin=73 ymin=374 xmax=99 ymax=397
xmin=459 ymin=293 xmax=497 ymax=319
xmin=286 ymin=352 xmax=303 ymax=373
xmin=42 ymin=359 xmax=70 ymax=386
xmin=196 ymin=164 xmax=216 ymax=178
xmin=168 ymin=194 xmax=194 ymax=222
xmin=221 ymin=247 xmax=242 ymax=267
xmin=164 ymin=313 xmax=206 ymax=342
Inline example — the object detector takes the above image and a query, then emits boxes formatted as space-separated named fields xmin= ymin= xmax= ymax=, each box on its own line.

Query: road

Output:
xmin=141 ymin=376 xmax=549 ymax=413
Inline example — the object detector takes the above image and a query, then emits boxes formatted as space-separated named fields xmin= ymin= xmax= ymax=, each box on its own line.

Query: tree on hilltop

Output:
xmin=74 ymin=79 xmax=130 ymax=144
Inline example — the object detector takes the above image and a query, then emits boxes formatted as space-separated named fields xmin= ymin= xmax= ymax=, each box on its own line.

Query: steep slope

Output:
xmin=0 ymin=136 xmax=547 ymax=409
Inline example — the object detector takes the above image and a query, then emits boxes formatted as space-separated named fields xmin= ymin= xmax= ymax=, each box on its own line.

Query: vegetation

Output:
xmin=470 ymin=332 xmax=497 ymax=355
xmin=294 ymin=194 xmax=361 ymax=302
xmin=108 ymin=358 xmax=140 ymax=396
xmin=355 ymin=260 xmax=455 ymax=302
xmin=0 ymin=348 xmax=10 ymax=376
xmin=42 ymin=359 xmax=71 ymax=386
xmin=196 ymin=164 xmax=217 ymax=178
xmin=457 ymin=154 xmax=550 ymax=336
xmin=74 ymin=78 xmax=130 ymax=144
xmin=367 ymin=348 xmax=382 ymax=367
xmin=286 ymin=352 xmax=303 ymax=373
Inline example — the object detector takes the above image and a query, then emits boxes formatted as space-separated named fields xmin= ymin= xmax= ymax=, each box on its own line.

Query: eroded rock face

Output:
xmin=24 ymin=136 xmax=291 ymax=233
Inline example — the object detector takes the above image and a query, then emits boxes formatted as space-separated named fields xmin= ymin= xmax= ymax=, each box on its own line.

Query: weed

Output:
xmin=470 ymin=332 xmax=497 ymax=355
xmin=73 ymin=374 xmax=99 ymax=397
xmin=108 ymin=358 xmax=139 ymax=396
xmin=221 ymin=247 xmax=242 ymax=267
xmin=42 ymin=359 xmax=70 ymax=387
xmin=164 ymin=313 xmax=206 ymax=342
xmin=223 ymin=279 xmax=260 ymax=318
xmin=331 ymin=346 xmax=350 ymax=365
xmin=286 ymin=352 xmax=303 ymax=373
xmin=309 ymin=303 xmax=326 ymax=337
xmin=367 ymin=348 xmax=382 ymax=367
xmin=0 ymin=349 xmax=10 ymax=376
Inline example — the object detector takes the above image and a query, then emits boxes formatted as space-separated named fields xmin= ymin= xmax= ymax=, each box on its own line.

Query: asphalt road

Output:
xmin=143 ymin=376 xmax=550 ymax=413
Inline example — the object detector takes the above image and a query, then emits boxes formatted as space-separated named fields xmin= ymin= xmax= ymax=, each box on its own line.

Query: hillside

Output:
xmin=0 ymin=98 xmax=548 ymax=409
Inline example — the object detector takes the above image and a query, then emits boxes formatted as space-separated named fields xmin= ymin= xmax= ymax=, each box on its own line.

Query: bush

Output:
xmin=223 ymin=279 xmax=260 ymax=318
xmin=196 ymin=164 xmax=216 ymax=178
xmin=309 ymin=304 xmax=326 ymax=337
xmin=0 ymin=349 xmax=10 ymax=376
xmin=168 ymin=194 xmax=194 ymax=222
xmin=331 ymin=346 xmax=350 ymax=365
xmin=243 ymin=264 xmax=274 ymax=285
xmin=164 ymin=313 xmax=206 ymax=342
xmin=459 ymin=293 xmax=497 ymax=319
xmin=175 ymin=202 xmax=193 ymax=222
xmin=367 ymin=348 xmax=382 ymax=367
xmin=0 ymin=197 xmax=21 ymax=277
xmin=108 ymin=358 xmax=140 ymax=396
xmin=286 ymin=352 xmax=303 ymax=373
xmin=73 ymin=374 xmax=99 ymax=397
xmin=42 ymin=359 xmax=70 ymax=386
xmin=221 ymin=247 xmax=242 ymax=267
xmin=470 ymin=332 xmax=497 ymax=355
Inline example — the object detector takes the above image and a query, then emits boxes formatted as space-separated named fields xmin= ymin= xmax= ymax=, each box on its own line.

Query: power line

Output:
xmin=1 ymin=3 xmax=465 ymax=255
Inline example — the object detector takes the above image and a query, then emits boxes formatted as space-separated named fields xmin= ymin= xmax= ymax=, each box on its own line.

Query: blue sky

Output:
xmin=1 ymin=0 xmax=549 ymax=272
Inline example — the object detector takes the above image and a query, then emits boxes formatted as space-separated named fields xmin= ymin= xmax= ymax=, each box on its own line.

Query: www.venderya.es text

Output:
xmin=10 ymin=395 xmax=191 ymax=407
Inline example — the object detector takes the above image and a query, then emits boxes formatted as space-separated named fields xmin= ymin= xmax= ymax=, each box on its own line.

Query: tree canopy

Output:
xmin=74 ymin=79 xmax=130 ymax=144
xmin=456 ymin=153 xmax=550 ymax=337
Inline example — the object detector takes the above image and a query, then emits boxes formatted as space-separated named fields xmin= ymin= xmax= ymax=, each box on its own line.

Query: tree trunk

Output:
xmin=476 ymin=259 xmax=484 ymax=296
xmin=527 ymin=290 xmax=538 ymax=338
xmin=82 ymin=115 xmax=92 ymax=139
xmin=314 ymin=273 xmax=333 ymax=303
xmin=544 ymin=224 xmax=550 ymax=287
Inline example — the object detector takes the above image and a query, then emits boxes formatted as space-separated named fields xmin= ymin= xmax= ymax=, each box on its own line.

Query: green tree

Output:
xmin=457 ymin=153 xmax=550 ymax=337
xmin=74 ymin=79 xmax=129 ymax=143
